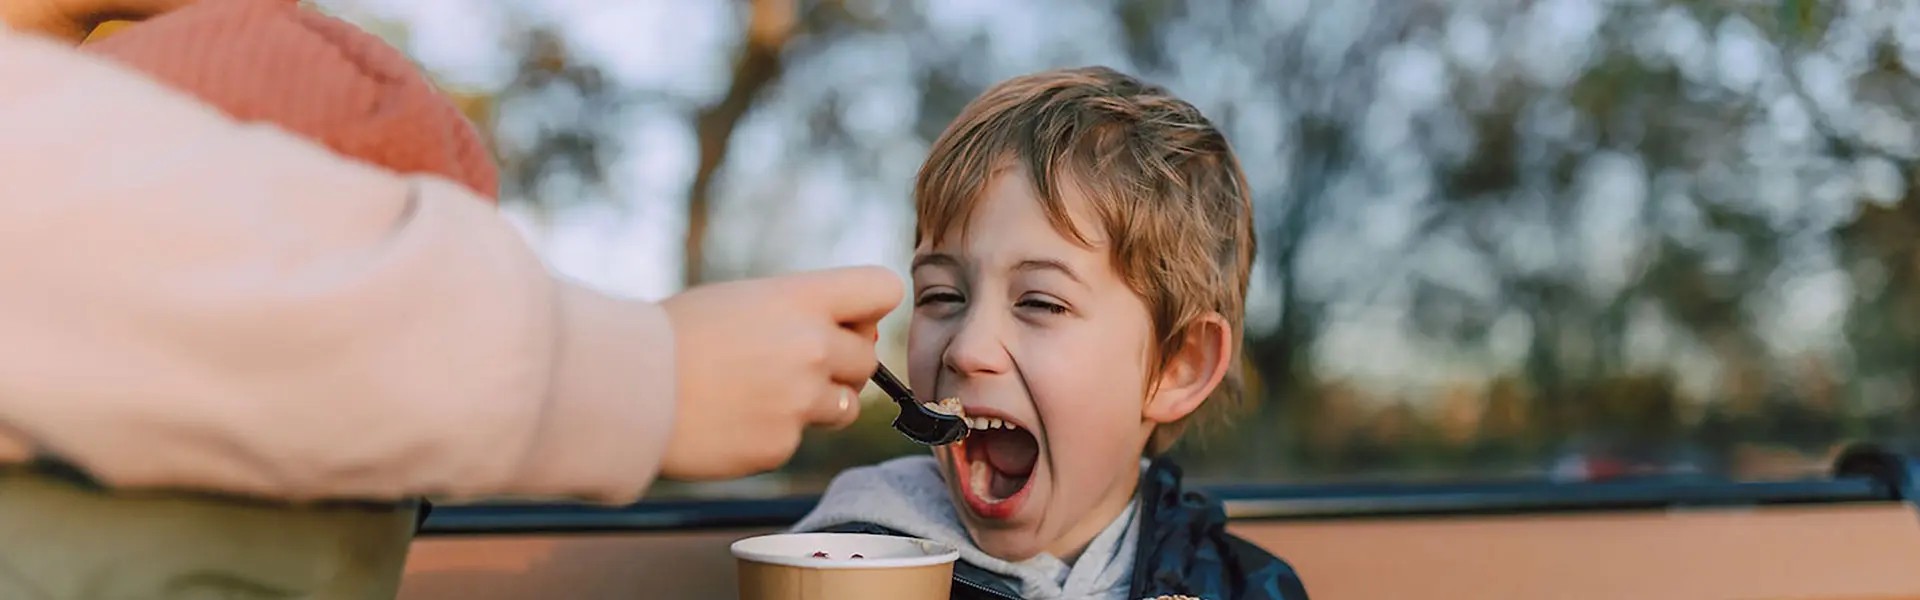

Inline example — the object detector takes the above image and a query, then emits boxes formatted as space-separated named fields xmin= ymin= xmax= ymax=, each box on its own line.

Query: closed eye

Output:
xmin=1017 ymin=297 xmax=1068 ymax=314
xmin=916 ymin=291 xmax=964 ymax=307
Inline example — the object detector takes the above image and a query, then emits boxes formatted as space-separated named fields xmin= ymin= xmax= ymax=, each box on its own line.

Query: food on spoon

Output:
xmin=922 ymin=397 xmax=965 ymax=418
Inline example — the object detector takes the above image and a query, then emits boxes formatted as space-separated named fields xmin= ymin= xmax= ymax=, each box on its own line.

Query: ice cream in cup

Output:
xmin=731 ymin=532 xmax=959 ymax=600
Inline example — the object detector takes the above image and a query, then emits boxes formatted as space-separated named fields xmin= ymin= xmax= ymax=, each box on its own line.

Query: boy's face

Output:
xmin=908 ymin=167 xmax=1162 ymax=561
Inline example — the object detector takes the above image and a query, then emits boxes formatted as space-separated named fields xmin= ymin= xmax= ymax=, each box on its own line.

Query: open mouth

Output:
xmin=950 ymin=414 xmax=1039 ymax=520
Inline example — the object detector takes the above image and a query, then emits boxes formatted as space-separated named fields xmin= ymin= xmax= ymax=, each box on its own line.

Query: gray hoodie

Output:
xmin=790 ymin=456 xmax=1142 ymax=600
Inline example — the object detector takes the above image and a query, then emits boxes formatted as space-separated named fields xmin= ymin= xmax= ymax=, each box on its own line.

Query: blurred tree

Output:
xmin=772 ymin=0 xmax=1920 ymax=483
xmin=485 ymin=25 xmax=628 ymax=232
xmin=683 ymin=0 xmax=796 ymax=286
xmin=363 ymin=0 xmax=1920 ymax=490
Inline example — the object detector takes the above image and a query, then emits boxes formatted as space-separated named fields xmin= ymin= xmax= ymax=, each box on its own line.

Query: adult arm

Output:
xmin=0 ymin=27 xmax=675 ymax=506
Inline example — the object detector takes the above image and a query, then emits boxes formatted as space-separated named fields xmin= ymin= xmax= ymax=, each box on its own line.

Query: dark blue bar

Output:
xmin=1210 ymin=477 xmax=1890 ymax=520
xmin=418 ymin=496 xmax=820 ymax=535
xmin=416 ymin=475 xmax=1894 ymax=535
xmin=418 ymin=444 xmax=1920 ymax=536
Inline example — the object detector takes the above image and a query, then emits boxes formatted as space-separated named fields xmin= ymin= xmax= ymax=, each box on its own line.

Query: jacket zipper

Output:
xmin=955 ymin=573 xmax=1023 ymax=599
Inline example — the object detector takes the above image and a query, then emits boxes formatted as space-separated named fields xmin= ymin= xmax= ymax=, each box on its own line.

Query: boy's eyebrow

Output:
xmin=911 ymin=253 xmax=961 ymax=272
xmin=911 ymin=254 xmax=1086 ymax=287
xmin=1015 ymin=259 xmax=1085 ymax=287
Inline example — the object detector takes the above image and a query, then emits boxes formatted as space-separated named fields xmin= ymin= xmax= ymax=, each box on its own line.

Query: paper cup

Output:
xmin=731 ymin=532 xmax=959 ymax=600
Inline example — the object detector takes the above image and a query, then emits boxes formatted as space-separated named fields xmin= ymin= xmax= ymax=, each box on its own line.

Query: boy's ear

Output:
xmin=1144 ymin=313 xmax=1232 ymax=425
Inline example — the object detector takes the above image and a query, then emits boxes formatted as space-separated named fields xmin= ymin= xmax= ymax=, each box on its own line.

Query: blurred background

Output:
xmin=307 ymin=0 xmax=1920 ymax=498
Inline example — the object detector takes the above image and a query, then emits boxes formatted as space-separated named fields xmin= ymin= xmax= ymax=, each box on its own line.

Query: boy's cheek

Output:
xmin=903 ymin=324 xmax=945 ymax=396
xmin=1036 ymin=385 xmax=1154 ymax=477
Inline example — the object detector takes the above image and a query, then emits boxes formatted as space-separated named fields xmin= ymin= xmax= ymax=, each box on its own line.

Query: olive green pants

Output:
xmin=0 ymin=468 xmax=419 ymax=600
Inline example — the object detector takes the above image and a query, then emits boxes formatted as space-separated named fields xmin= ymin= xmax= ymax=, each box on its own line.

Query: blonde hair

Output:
xmin=914 ymin=66 xmax=1255 ymax=454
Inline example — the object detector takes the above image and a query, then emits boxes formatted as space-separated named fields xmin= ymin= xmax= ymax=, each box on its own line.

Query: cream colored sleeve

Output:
xmin=0 ymin=28 xmax=677 ymax=506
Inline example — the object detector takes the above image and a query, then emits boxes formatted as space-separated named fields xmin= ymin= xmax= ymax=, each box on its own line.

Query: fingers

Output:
xmin=815 ymin=293 xmax=881 ymax=431
xmin=791 ymin=266 xmax=904 ymax=325
xmin=807 ymin=383 xmax=861 ymax=430
xmin=843 ymin=318 xmax=881 ymax=346
xmin=814 ymin=327 xmax=874 ymax=432
xmin=823 ymin=323 xmax=880 ymax=387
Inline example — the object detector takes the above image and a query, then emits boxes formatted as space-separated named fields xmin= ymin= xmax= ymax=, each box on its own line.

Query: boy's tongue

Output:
xmin=979 ymin=429 xmax=1037 ymax=477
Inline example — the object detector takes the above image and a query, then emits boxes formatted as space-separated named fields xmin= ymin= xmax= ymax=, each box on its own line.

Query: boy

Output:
xmin=793 ymin=66 xmax=1310 ymax=599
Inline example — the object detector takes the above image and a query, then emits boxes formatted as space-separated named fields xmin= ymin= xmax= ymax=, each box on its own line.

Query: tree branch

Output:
xmin=683 ymin=0 xmax=797 ymax=287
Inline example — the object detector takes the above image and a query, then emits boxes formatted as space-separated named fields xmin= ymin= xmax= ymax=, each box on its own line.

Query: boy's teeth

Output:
xmin=964 ymin=417 xmax=1018 ymax=430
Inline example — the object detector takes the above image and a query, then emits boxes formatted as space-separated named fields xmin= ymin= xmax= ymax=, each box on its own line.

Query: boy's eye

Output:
xmin=1016 ymin=297 xmax=1068 ymax=315
xmin=916 ymin=291 xmax=964 ymax=306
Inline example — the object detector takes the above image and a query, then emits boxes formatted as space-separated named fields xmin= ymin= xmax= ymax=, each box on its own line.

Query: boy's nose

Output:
xmin=941 ymin=312 xmax=1013 ymax=377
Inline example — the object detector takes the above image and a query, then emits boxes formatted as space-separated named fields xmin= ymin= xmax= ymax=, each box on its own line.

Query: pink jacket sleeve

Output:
xmin=0 ymin=28 xmax=677 ymax=506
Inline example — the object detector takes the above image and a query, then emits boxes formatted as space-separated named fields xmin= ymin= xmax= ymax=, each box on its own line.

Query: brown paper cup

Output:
xmin=730 ymin=532 xmax=960 ymax=600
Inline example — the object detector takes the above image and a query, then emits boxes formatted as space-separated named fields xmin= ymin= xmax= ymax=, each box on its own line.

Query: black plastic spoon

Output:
xmin=871 ymin=362 xmax=969 ymax=446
